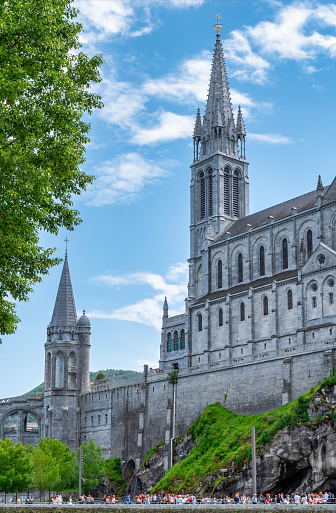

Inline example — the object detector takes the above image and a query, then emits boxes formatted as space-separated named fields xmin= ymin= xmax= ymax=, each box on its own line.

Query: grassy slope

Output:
xmin=152 ymin=376 xmax=336 ymax=493
xmin=24 ymin=369 xmax=142 ymax=396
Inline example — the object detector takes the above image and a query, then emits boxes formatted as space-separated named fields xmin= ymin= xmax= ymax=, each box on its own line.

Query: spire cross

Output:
xmin=214 ymin=11 xmax=222 ymax=33
xmin=64 ymin=237 xmax=69 ymax=254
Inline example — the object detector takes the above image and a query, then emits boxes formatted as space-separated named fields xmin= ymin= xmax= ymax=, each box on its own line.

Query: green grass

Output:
xmin=152 ymin=376 xmax=336 ymax=493
xmin=141 ymin=441 xmax=165 ymax=467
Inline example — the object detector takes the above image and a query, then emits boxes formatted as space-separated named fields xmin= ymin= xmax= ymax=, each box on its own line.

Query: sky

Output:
xmin=1 ymin=0 xmax=336 ymax=397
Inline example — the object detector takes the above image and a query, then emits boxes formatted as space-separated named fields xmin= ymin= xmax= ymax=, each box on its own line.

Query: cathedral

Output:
xmin=1 ymin=23 xmax=336 ymax=476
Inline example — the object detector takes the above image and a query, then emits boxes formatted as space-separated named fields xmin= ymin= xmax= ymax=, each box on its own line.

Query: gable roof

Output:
xmin=213 ymin=185 xmax=330 ymax=243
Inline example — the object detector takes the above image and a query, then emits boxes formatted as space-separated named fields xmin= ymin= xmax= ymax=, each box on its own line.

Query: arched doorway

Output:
xmin=2 ymin=410 xmax=40 ymax=446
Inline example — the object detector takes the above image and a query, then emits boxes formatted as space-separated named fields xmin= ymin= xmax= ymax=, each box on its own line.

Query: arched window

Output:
xmin=282 ymin=238 xmax=288 ymax=269
xmin=263 ymin=296 xmax=269 ymax=316
xmin=233 ymin=169 xmax=240 ymax=217
xmin=208 ymin=171 xmax=213 ymax=216
xmin=46 ymin=352 xmax=51 ymax=390
xmin=55 ymin=351 xmax=64 ymax=388
xmin=287 ymin=289 xmax=293 ymax=310
xmin=217 ymin=259 xmax=222 ymax=289
xmin=240 ymin=302 xmax=245 ymax=322
xmin=198 ymin=313 xmax=202 ymax=332
xmin=259 ymin=246 xmax=265 ymax=276
xmin=200 ymin=172 xmax=205 ymax=219
xmin=180 ymin=330 xmax=185 ymax=350
xmin=166 ymin=333 xmax=172 ymax=353
xmin=218 ymin=308 xmax=223 ymax=327
xmin=173 ymin=331 xmax=179 ymax=351
xmin=224 ymin=168 xmax=230 ymax=215
xmin=238 ymin=252 xmax=243 ymax=283
xmin=68 ymin=352 xmax=76 ymax=388
xmin=307 ymin=229 xmax=313 ymax=259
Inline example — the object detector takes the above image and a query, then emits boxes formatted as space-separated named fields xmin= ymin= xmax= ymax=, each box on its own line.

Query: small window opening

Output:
xmin=219 ymin=308 xmax=223 ymax=327
xmin=312 ymin=332 xmax=315 ymax=340
xmin=263 ymin=296 xmax=269 ymax=316
xmin=240 ymin=302 xmax=245 ymax=322
xmin=264 ymin=342 xmax=267 ymax=350
xmin=312 ymin=297 xmax=317 ymax=308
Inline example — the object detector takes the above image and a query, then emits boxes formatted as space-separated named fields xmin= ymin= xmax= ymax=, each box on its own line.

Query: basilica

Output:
xmin=1 ymin=23 xmax=336 ymax=477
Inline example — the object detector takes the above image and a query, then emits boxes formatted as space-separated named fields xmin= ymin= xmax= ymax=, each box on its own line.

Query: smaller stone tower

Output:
xmin=43 ymin=250 xmax=90 ymax=450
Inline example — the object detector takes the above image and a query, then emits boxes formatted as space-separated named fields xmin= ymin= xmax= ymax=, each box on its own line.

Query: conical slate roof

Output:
xmin=50 ymin=252 xmax=77 ymax=327
xmin=203 ymin=32 xmax=234 ymax=134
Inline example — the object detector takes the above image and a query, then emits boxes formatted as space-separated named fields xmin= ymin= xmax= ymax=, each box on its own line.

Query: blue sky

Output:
xmin=1 ymin=0 xmax=336 ymax=397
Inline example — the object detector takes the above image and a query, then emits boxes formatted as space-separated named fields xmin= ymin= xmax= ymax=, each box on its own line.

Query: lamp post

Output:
xmin=251 ymin=426 xmax=257 ymax=496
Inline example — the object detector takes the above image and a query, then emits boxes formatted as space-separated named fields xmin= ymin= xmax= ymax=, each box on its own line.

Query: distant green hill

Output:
xmin=24 ymin=368 xmax=143 ymax=396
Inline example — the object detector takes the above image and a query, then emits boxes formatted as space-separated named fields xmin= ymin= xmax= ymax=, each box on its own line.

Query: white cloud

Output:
xmin=224 ymin=30 xmax=271 ymax=84
xmin=132 ymin=112 xmax=194 ymax=145
xmin=75 ymin=0 xmax=205 ymax=48
xmin=249 ymin=132 xmax=292 ymax=144
xmin=221 ymin=2 xmax=336 ymax=83
xmin=143 ymin=51 xmax=212 ymax=103
xmin=84 ymin=153 xmax=172 ymax=206
xmin=88 ymin=263 xmax=188 ymax=330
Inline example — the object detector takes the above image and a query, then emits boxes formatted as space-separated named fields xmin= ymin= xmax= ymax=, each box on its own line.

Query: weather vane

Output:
xmin=213 ymin=11 xmax=223 ymax=34
xmin=64 ymin=237 xmax=69 ymax=254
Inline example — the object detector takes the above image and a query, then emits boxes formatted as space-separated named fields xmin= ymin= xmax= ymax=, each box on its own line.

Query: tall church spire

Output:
xmin=201 ymin=29 xmax=236 ymax=157
xmin=50 ymin=252 xmax=77 ymax=327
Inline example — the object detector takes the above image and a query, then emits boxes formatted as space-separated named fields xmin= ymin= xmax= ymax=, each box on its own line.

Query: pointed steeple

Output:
xmin=50 ymin=252 xmax=77 ymax=327
xmin=236 ymin=105 xmax=246 ymax=136
xmin=317 ymin=175 xmax=323 ymax=191
xmin=193 ymin=108 xmax=202 ymax=138
xmin=202 ymin=30 xmax=235 ymax=155
xmin=163 ymin=297 xmax=168 ymax=319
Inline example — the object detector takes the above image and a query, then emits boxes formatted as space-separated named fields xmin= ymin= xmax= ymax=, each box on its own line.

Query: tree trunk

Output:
xmin=4 ymin=492 xmax=6 ymax=504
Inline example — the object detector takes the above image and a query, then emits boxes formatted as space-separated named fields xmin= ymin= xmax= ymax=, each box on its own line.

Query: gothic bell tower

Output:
xmin=43 ymin=249 xmax=91 ymax=451
xmin=189 ymin=19 xmax=249 ymax=298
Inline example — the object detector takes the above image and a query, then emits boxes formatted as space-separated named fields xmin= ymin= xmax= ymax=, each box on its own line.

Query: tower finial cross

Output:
xmin=213 ymin=11 xmax=223 ymax=33
xmin=64 ymin=237 xmax=69 ymax=254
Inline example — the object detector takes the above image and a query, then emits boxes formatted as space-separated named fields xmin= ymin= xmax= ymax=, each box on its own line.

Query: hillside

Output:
xmin=134 ymin=375 xmax=336 ymax=496
xmin=24 ymin=368 xmax=143 ymax=396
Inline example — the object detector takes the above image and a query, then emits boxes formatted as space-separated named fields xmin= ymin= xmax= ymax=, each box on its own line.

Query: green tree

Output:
xmin=0 ymin=0 xmax=103 ymax=341
xmin=37 ymin=438 xmax=76 ymax=492
xmin=77 ymin=439 xmax=105 ymax=493
xmin=29 ymin=444 xmax=59 ymax=501
xmin=0 ymin=439 xmax=31 ymax=502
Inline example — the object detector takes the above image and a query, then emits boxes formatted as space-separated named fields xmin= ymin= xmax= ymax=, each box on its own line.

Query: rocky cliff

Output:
xmin=129 ymin=378 xmax=336 ymax=496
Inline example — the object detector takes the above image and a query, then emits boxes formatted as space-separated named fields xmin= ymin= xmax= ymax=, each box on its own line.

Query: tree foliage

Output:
xmin=0 ymin=439 xmax=31 ymax=497
xmin=0 ymin=0 xmax=103 ymax=340
xmin=77 ymin=439 xmax=105 ymax=493
xmin=29 ymin=444 xmax=60 ymax=499
xmin=37 ymin=438 xmax=76 ymax=492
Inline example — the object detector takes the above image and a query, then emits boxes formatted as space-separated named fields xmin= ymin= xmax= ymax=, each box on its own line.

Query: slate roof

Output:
xmin=191 ymin=269 xmax=298 ymax=307
xmin=213 ymin=186 xmax=329 ymax=243
xmin=50 ymin=253 xmax=77 ymax=327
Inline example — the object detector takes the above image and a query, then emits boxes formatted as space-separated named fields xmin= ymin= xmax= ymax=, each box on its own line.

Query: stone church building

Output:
xmin=1 ymin=25 xmax=336 ymax=477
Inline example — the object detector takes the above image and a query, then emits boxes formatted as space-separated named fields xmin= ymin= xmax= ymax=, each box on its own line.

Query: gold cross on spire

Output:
xmin=213 ymin=11 xmax=223 ymax=34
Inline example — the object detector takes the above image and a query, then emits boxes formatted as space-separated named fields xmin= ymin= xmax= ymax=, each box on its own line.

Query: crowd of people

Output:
xmin=13 ymin=490 xmax=335 ymax=505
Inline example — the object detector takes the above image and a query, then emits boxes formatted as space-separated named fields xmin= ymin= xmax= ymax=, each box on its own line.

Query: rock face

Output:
xmin=131 ymin=383 xmax=336 ymax=496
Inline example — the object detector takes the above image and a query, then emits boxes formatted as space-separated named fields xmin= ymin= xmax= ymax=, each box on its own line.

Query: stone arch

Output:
xmin=251 ymin=236 xmax=268 ymax=278
xmin=67 ymin=351 xmax=77 ymax=389
xmin=211 ymin=250 xmax=225 ymax=290
xmin=231 ymin=243 xmax=247 ymax=284
xmin=322 ymin=274 xmax=335 ymax=316
xmin=298 ymin=219 xmax=318 ymax=260
xmin=55 ymin=350 xmax=65 ymax=388
xmin=305 ymin=279 xmax=320 ymax=321
xmin=0 ymin=408 xmax=41 ymax=446
xmin=274 ymin=229 xmax=292 ymax=272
